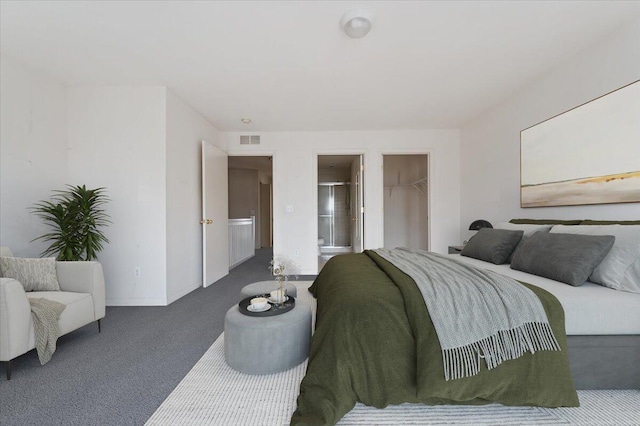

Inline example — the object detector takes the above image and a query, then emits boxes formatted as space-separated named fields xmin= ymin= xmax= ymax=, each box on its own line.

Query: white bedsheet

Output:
xmin=449 ymin=254 xmax=640 ymax=335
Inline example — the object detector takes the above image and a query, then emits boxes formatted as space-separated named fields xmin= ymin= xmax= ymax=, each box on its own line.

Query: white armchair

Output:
xmin=0 ymin=247 xmax=106 ymax=380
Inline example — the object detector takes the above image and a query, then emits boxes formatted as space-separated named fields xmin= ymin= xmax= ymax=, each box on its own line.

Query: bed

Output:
xmin=451 ymin=254 xmax=640 ymax=390
xmin=291 ymin=220 xmax=640 ymax=426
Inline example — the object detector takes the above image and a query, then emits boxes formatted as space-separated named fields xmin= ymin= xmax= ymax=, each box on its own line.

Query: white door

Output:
xmin=350 ymin=155 xmax=365 ymax=253
xmin=356 ymin=155 xmax=364 ymax=252
xmin=202 ymin=140 xmax=229 ymax=287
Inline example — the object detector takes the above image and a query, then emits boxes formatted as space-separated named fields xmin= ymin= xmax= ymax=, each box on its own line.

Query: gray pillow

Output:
xmin=510 ymin=232 xmax=615 ymax=286
xmin=461 ymin=228 xmax=524 ymax=264
xmin=550 ymin=225 xmax=640 ymax=293
xmin=0 ymin=257 xmax=60 ymax=291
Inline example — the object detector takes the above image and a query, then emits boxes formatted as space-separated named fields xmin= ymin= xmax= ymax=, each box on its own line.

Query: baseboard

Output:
xmin=106 ymin=297 xmax=168 ymax=306
xmin=167 ymin=282 xmax=200 ymax=305
xmin=230 ymin=253 xmax=255 ymax=269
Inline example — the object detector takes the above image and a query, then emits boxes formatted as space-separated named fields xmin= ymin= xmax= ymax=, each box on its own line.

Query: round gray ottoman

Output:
xmin=224 ymin=303 xmax=312 ymax=374
xmin=240 ymin=280 xmax=297 ymax=299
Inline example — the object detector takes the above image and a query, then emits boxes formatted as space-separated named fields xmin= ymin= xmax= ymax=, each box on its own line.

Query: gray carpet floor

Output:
xmin=0 ymin=248 xmax=314 ymax=426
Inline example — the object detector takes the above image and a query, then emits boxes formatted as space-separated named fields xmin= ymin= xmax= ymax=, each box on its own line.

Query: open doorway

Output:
xmin=228 ymin=156 xmax=273 ymax=268
xmin=383 ymin=154 xmax=429 ymax=250
xmin=317 ymin=155 xmax=364 ymax=270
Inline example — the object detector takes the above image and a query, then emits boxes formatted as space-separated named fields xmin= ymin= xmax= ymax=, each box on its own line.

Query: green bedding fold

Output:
xmin=291 ymin=252 xmax=578 ymax=426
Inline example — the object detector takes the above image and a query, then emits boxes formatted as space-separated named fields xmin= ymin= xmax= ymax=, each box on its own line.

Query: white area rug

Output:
xmin=146 ymin=282 xmax=640 ymax=426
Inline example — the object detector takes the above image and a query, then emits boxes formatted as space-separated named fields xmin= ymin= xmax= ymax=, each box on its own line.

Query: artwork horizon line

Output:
xmin=521 ymin=171 xmax=640 ymax=208
xmin=522 ymin=171 xmax=640 ymax=188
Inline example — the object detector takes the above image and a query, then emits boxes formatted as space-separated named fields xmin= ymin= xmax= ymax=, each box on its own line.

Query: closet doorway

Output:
xmin=317 ymin=155 xmax=364 ymax=270
xmin=383 ymin=154 xmax=429 ymax=251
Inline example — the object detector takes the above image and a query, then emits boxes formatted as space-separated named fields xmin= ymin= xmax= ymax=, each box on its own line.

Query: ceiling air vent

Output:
xmin=240 ymin=135 xmax=260 ymax=145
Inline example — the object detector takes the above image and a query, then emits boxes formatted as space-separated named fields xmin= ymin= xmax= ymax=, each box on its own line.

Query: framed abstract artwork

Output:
xmin=521 ymin=80 xmax=640 ymax=208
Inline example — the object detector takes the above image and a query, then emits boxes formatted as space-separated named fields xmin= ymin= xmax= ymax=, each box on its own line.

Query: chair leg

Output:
xmin=4 ymin=361 xmax=10 ymax=380
xmin=97 ymin=319 xmax=101 ymax=333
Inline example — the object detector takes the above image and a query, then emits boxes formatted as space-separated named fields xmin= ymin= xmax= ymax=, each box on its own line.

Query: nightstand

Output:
xmin=448 ymin=245 xmax=464 ymax=254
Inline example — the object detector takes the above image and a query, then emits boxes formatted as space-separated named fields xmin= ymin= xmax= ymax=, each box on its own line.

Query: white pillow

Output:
xmin=550 ymin=225 xmax=640 ymax=294
xmin=0 ymin=256 xmax=60 ymax=291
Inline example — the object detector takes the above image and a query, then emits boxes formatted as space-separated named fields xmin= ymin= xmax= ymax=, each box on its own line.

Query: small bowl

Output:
xmin=250 ymin=297 xmax=268 ymax=310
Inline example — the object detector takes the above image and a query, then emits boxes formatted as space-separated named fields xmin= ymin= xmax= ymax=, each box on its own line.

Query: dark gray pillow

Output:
xmin=510 ymin=232 xmax=615 ymax=286
xmin=461 ymin=228 xmax=524 ymax=264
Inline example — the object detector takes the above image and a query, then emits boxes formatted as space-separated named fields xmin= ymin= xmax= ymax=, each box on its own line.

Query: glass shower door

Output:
xmin=318 ymin=183 xmax=351 ymax=249
xmin=318 ymin=185 xmax=332 ymax=248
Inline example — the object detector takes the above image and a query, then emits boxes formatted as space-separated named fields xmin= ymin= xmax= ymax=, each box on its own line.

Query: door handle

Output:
xmin=200 ymin=219 xmax=213 ymax=224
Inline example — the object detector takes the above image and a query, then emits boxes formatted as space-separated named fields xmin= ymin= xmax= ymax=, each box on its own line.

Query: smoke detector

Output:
xmin=340 ymin=9 xmax=374 ymax=39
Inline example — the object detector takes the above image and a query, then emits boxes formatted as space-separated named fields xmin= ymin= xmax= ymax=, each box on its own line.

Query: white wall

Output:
xmin=460 ymin=19 xmax=640 ymax=244
xmin=224 ymin=130 xmax=461 ymax=274
xmin=1 ymin=70 xmax=223 ymax=306
xmin=66 ymin=87 xmax=168 ymax=306
xmin=228 ymin=168 xmax=260 ymax=248
xmin=0 ymin=55 xmax=68 ymax=256
xmin=228 ymin=168 xmax=259 ymax=219
xmin=165 ymin=90 xmax=222 ymax=304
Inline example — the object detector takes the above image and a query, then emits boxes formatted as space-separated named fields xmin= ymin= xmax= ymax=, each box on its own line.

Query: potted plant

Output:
xmin=31 ymin=185 xmax=111 ymax=261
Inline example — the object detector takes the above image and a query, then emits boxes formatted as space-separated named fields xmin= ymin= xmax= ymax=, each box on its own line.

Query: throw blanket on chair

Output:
xmin=373 ymin=248 xmax=560 ymax=381
xmin=29 ymin=298 xmax=66 ymax=365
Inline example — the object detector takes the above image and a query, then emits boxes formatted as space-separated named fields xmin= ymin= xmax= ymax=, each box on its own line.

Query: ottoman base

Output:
xmin=224 ymin=303 xmax=311 ymax=374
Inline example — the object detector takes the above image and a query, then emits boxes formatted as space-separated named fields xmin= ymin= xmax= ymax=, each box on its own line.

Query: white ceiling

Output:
xmin=1 ymin=1 xmax=638 ymax=132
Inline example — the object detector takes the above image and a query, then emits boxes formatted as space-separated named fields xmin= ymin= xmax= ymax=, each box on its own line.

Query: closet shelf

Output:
xmin=384 ymin=177 xmax=427 ymax=197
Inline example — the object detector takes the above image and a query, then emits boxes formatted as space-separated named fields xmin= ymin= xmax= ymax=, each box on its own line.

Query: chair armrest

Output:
xmin=55 ymin=261 xmax=106 ymax=320
xmin=0 ymin=278 xmax=33 ymax=361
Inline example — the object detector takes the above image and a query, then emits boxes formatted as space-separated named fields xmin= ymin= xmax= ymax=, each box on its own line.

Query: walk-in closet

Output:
xmin=383 ymin=154 xmax=429 ymax=251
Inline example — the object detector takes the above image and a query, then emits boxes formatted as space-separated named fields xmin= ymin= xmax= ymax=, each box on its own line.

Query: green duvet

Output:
xmin=291 ymin=251 xmax=579 ymax=426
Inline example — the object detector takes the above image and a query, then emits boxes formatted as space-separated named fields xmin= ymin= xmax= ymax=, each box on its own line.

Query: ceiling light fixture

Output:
xmin=241 ymin=118 xmax=252 ymax=124
xmin=340 ymin=9 xmax=374 ymax=39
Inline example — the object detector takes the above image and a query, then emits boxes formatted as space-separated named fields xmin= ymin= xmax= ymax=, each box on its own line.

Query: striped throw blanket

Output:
xmin=29 ymin=297 xmax=66 ymax=365
xmin=373 ymin=248 xmax=560 ymax=381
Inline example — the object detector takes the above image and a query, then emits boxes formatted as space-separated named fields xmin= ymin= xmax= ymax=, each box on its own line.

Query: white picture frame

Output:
xmin=520 ymin=80 xmax=640 ymax=208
